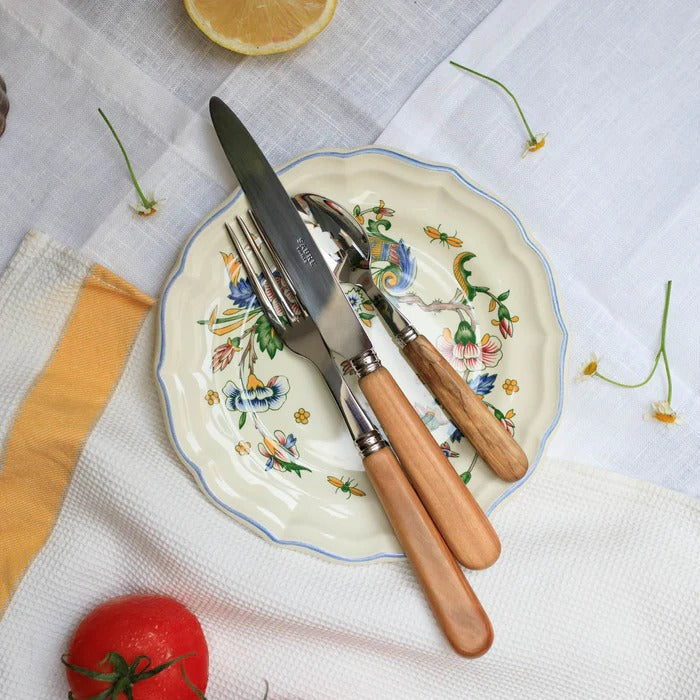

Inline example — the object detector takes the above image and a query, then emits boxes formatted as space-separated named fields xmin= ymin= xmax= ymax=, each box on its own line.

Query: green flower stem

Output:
xmin=593 ymin=280 xmax=673 ymax=402
xmin=98 ymin=108 xmax=155 ymax=210
xmin=593 ymin=351 xmax=661 ymax=389
xmin=482 ymin=289 xmax=507 ymax=312
xmin=449 ymin=61 xmax=537 ymax=145
xmin=198 ymin=309 xmax=261 ymax=326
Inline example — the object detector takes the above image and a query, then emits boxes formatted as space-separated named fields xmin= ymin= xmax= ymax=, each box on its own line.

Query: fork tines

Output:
xmin=225 ymin=210 xmax=303 ymax=333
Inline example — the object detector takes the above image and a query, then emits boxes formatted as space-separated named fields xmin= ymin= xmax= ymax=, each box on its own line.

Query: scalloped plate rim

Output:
xmin=155 ymin=145 xmax=568 ymax=562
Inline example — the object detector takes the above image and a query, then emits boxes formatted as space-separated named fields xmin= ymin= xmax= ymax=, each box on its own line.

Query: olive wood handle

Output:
xmin=402 ymin=334 xmax=528 ymax=482
xmin=364 ymin=446 xmax=493 ymax=656
xmin=358 ymin=366 xmax=500 ymax=569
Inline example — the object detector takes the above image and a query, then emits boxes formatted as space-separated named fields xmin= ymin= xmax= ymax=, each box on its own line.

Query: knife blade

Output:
xmin=209 ymin=96 xmax=501 ymax=570
xmin=210 ymin=97 xmax=369 ymax=361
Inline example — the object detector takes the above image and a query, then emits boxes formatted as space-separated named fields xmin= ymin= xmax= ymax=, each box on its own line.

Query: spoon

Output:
xmin=293 ymin=193 xmax=528 ymax=483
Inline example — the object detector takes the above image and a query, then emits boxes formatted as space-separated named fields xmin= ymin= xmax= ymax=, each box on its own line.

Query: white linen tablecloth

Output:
xmin=0 ymin=0 xmax=498 ymax=286
xmin=379 ymin=0 xmax=700 ymax=496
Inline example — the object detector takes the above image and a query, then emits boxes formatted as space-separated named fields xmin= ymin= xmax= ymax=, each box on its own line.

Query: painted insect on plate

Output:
xmin=327 ymin=476 xmax=366 ymax=499
xmin=424 ymin=225 xmax=463 ymax=248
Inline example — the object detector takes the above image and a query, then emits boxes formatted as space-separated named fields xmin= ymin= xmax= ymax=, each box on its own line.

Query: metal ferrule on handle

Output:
xmin=394 ymin=324 xmax=419 ymax=347
xmin=355 ymin=429 xmax=386 ymax=457
xmin=350 ymin=348 xmax=383 ymax=378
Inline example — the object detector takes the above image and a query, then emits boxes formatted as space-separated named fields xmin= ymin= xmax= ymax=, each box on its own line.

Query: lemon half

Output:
xmin=184 ymin=0 xmax=337 ymax=55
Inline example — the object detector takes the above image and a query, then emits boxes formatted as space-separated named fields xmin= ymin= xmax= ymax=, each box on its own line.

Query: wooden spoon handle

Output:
xmin=402 ymin=334 xmax=528 ymax=482
xmin=363 ymin=446 xmax=493 ymax=657
xmin=358 ymin=366 xmax=500 ymax=569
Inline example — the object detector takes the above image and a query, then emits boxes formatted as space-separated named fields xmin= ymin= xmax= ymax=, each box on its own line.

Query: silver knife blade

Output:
xmin=209 ymin=97 xmax=371 ymax=360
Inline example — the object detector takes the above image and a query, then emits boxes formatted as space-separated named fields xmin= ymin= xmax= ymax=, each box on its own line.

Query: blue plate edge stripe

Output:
xmin=156 ymin=145 xmax=568 ymax=559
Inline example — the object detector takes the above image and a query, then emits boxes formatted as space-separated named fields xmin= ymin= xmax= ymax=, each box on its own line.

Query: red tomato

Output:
xmin=63 ymin=594 xmax=208 ymax=699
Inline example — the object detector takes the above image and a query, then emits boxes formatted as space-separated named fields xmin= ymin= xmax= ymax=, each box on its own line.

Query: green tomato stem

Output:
xmin=98 ymin=108 xmax=155 ymax=210
xmin=449 ymin=61 xmax=537 ymax=144
xmin=180 ymin=664 xmax=207 ymax=699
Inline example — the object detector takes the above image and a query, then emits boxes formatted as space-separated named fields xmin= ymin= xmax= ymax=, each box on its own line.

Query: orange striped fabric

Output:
xmin=0 ymin=264 xmax=153 ymax=613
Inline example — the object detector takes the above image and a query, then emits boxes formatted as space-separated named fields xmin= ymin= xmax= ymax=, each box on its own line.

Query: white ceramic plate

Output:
xmin=156 ymin=147 xmax=567 ymax=562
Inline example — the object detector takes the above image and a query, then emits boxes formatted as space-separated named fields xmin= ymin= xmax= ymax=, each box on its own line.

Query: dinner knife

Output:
xmin=209 ymin=96 xmax=500 ymax=570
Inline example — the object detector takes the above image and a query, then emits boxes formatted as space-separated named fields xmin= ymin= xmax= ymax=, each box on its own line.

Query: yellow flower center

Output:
xmin=583 ymin=361 xmax=598 ymax=376
xmin=247 ymin=373 xmax=264 ymax=390
xmin=528 ymin=137 xmax=545 ymax=152
xmin=654 ymin=412 xmax=676 ymax=424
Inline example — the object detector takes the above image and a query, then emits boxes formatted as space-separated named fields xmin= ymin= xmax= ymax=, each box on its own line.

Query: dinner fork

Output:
xmin=225 ymin=212 xmax=493 ymax=657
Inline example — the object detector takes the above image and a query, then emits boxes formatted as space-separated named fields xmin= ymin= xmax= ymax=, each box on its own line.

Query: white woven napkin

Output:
xmin=1 ymin=232 xmax=698 ymax=699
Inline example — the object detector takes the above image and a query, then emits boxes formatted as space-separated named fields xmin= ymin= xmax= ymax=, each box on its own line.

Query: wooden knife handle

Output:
xmin=363 ymin=446 xmax=493 ymax=657
xmin=358 ymin=366 xmax=501 ymax=569
xmin=402 ymin=334 xmax=528 ymax=482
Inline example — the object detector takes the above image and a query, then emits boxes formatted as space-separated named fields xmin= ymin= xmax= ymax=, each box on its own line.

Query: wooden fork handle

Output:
xmin=364 ymin=446 xmax=493 ymax=657
xmin=402 ymin=334 xmax=529 ymax=482
xmin=358 ymin=366 xmax=501 ymax=570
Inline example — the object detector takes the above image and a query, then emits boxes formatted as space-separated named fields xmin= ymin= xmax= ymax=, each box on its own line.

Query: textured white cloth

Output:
xmin=1 ymin=232 xmax=698 ymax=698
xmin=0 ymin=0 xmax=498 ymax=290
xmin=379 ymin=0 xmax=700 ymax=497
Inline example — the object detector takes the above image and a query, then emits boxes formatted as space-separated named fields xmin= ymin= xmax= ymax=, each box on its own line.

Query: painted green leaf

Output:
xmin=460 ymin=471 xmax=472 ymax=485
xmin=366 ymin=218 xmax=392 ymax=235
xmin=239 ymin=412 xmax=247 ymax=429
xmin=497 ymin=290 xmax=510 ymax=301
xmin=460 ymin=269 xmax=477 ymax=301
xmin=454 ymin=320 xmax=477 ymax=345
xmin=255 ymin=315 xmax=284 ymax=359
xmin=353 ymin=204 xmax=361 ymax=217
xmin=280 ymin=460 xmax=312 ymax=478
xmin=497 ymin=304 xmax=511 ymax=321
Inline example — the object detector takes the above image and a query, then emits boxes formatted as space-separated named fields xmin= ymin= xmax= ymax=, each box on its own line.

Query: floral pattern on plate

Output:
xmin=156 ymin=147 xmax=567 ymax=561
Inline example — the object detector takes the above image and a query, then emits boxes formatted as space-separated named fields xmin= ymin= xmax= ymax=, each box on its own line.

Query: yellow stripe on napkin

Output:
xmin=0 ymin=265 xmax=153 ymax=612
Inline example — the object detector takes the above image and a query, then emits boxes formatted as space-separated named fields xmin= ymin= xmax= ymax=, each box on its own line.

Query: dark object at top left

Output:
xmin=0 ymin=76 xmax=9 ymax=137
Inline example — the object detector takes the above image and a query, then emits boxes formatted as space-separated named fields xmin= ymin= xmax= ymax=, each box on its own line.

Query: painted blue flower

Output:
xmin=346 ymin=288 xmax=363 ymax=309
xmin=468 ymin=373 xmax=497 ymax=396
xmin=222 ymin=374 xmax=289 ymax=413
xmin=228 ymin=274 xmax=301 ymax=318
xmin=228 ymin=277 xmax=260 ymax=309
xmin=259 ymin=430 xmax=299 ymax=471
